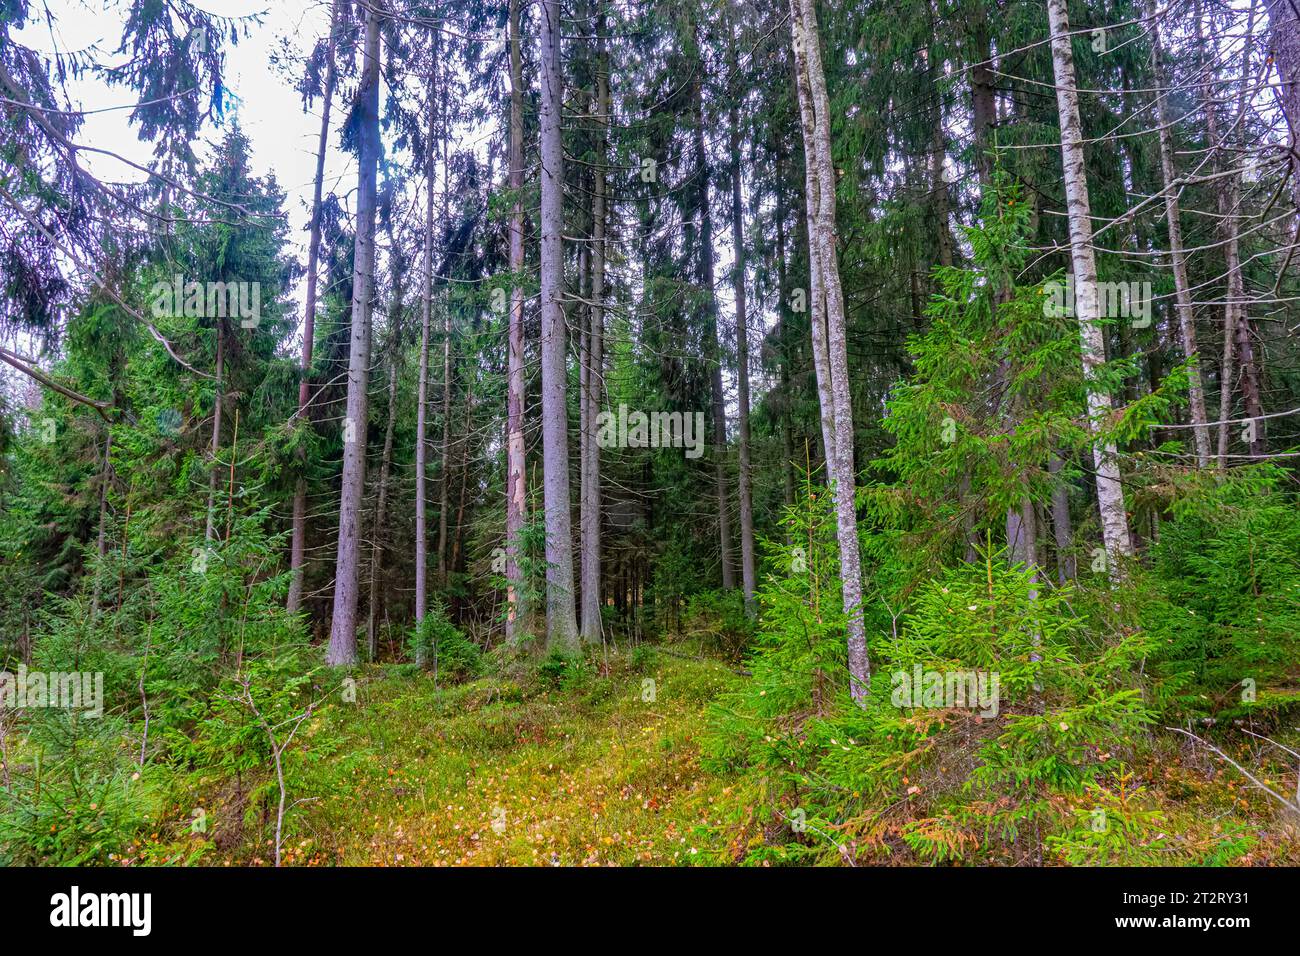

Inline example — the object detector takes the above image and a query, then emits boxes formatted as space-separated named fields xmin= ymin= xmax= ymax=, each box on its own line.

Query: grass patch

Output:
xmin=202 ymin=649 xmax=743 ymax=866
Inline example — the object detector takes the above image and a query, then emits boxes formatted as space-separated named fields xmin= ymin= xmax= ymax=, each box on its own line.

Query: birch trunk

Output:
xmin=791 ymin=0 xmax=870 ymax=704
xmin=1045 ymin=0 xmax=1134 ymax=573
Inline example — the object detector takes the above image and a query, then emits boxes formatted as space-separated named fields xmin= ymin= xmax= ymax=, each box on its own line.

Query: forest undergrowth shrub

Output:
xmin=408 ymin=599 xmax=483 ymax=682
xmin=703 ymin=485 xmax=1169 ymax=865
xmin=678 ymin=590 xmax=756 ymax=662
xmin=0 ymin=516 xmax=317 ymax=864
xmin=1137 ymin=464 xmax=1300 ymax=722
xmin=702 ymin=466 xmax=1297 ymax=866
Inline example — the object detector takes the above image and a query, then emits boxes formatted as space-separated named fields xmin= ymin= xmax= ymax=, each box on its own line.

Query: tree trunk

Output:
xmin=931 ymin=88 xmax=954 ymax=269
xmin=1045 ymin=0 xmax=1134 ymax=573
xmin=436 ymin=63 xmax=452 ymax=585
xmin=791 ymin=0 xmax=870 ymax=704
xmin=506 ymin=0 xmax=529 ymax=643
xmin=1148 ymin=0 xmax=1212 ymax=467
xmin=449 ymin=372 xmax=476 ymax=592
xmin=415 ymin=83 xmax=436 ymax=656
xmin=1198 ymin=2 xmax=1263 ymax=462
xmin=580 ymin=15 xmax=608 ymax=643
xmin=366 ymin=256 xmax=403 ymax=660
xmin=91 ymin=429 xmax=112 ymax=616
xmin=288 ymin=0 xmax=342 ymax=614
xmin=692 ymin=44 xmax=736 ymax=593
xmin=326 ymin=4 xmax=381 ymax=667
xmin=204 ymin=326 xmax=224 ymax=542
xmin=726 ymin=6 xmax=757 ymax=615
xmin=775 ymin=175 xmax=797 ymax=515
xmin=1232 ymin=3 xmax=1266 ymax=457
xmin=1048 ymin=451 xmax=1075 ymax=583
xmin=969 ymin=24 xmax=997 ymax=187
xmin=539 ymin=0 xmax=579 ymax=650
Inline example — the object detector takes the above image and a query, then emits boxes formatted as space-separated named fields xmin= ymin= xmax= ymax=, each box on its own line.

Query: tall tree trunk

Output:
xmin=288 ymin=0 xmax=342 ymax=614
xmin=692 ymin=44 xmax=736 ymax=593
xmin=506 ymin=0 xmax=529 ymax=643
xmin=449 ymin=371 xmax=476 ymax=589
xmin=1048 ymin=451 xmax=1075 ymax=583
xmin=91 ymin=429 xmax=112 ymax=616
xmin=539 ymin=0 xmax=579 ymax=650
xmin=1198 ymin=1 xmax=1263 ymax=462
xmin=726 ymin=6 xmax=757 ymax=615
xmin=1006 ymin=496 xmax=1039 ymax=574
xmin=436 ymin=64 xmax=452 ymax=585
xmin=1189 ymin=9 xmax=1241 ymax=464
xmin=1232 ymin=3 xmax=1266 ymax=457
xmin=1148 ymin=0 xmax=1211 ymax=467
xmin=580 ymin=13 xmax=608 ymax=643
xmin=791 ymin=158 xmax=836 ymax=472
xmin=326 ymin=3 xmax=381 ymax=667
xmin=775 ymin=173 xmax=797 ymax=515
xmin=969 ymin=24 xmax=997 ymax=186
xmin=415 ymin=84 xmax=436 ymax=655
xmin=930 ymin=66 xmax=953 ymax=269
xmin=1045 ymin=0 xmax=1134 ymax=573
xmin=791 ymin=0 xmax=870 ymax=704
xmin=204 ymin=326 xmax=224 ymax=542
xmin=367 ymin=258 xmax=404 ymax=660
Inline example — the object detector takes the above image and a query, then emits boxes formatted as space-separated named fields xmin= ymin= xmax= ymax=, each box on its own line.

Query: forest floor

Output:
xmin=196 ymin=648 xmax=744 ymax=866
xmin=137 ymin=644 xmax=1300 ymax=868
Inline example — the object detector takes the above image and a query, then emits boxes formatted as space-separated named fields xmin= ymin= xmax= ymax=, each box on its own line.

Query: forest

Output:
xmin=0 ymin=0 xmax=1298 ymax=877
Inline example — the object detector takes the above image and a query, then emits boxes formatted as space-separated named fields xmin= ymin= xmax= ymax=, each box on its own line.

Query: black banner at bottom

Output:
xmin=0 ymin=865 xmax=1278 ymax=943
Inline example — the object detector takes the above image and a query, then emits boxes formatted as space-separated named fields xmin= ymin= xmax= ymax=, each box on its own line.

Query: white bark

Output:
xmin=791 ymin=0 xmax=870 ymax=704
xmin=1045 ymin=0 xmax=1134 ymax=573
